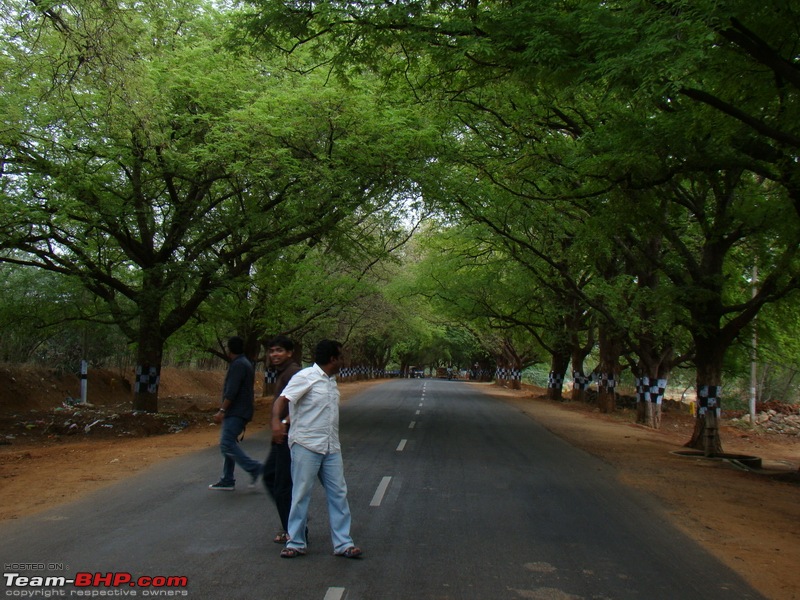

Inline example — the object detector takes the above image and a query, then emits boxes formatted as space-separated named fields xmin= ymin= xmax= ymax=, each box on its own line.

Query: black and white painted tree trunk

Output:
xmin=132 ymin=316 xmax=165 ymax=413
xmin=547 ymin=349 xmax=570 ymax=401
xmin=636 ymin=376 xmax=668 ymax=429
xmin=686 ymin=352 xmax=725 ymax=455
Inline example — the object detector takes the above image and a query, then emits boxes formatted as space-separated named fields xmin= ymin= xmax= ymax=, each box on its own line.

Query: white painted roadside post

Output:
xmin=80 ymin=360 xmax=88 ymax=404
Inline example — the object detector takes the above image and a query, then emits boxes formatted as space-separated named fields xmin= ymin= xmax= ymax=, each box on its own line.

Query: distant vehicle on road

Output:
xmin=436 ymin=367 xmax=457 ymax=380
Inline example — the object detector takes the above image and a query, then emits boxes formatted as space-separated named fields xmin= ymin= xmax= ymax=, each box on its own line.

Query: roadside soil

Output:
xmin=0 ymin=365 xmax=798 ymax=599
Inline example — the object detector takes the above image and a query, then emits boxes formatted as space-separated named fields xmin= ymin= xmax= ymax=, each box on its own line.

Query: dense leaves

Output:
xmin=2 ymin=0 xmax=800 ymax=440
xmin=0 ymin=0 xmax=437 ymax=409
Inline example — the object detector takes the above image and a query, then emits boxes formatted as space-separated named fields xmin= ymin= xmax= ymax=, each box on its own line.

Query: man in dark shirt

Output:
xmin=262 ymin=335 xmax=301 ymax=543
xmin=209 ymin=336 xmax=262 ymax=491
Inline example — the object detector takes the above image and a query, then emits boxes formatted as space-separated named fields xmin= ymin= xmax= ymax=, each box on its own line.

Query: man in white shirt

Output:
xmin=271 ymin=339 xmax=362 ymax=559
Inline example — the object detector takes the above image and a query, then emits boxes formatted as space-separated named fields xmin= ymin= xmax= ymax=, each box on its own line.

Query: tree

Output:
xmin=599 ymin=1 xmax=800 ymax=219
xmin=0 ymin=0 xmax=436 ymax=410
xmin=188 ymin=205 xmax=428 ymax=378
xmin=739 ymin=293 xmax=800 ymax=405
xmin=238 ymin=0 xmax=800 ymax=423
xmin=0 ymin=263 xmax=128 ymax=367
xmin=399 ymin=222 xmax=547 ymax=387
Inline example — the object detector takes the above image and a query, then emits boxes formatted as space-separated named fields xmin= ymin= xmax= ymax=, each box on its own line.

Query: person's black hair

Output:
xmin=267 ymin=335 xmax=294 ymax=352
xmin=314 ymin=339 xmax=342 ymax=365
xmin=227 ymin=336 xmax=245 ymax=355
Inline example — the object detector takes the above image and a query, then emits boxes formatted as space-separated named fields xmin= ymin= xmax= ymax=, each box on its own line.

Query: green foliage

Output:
xmin=0 ymin=0 xmax=441 ymax=403
xmin=3 ymin=0 xmax=800 ymax=411
xmin=0 ymin=263 xmax=129 ymax=369
xmin=723 ymin=292 xmax=800 ymax=405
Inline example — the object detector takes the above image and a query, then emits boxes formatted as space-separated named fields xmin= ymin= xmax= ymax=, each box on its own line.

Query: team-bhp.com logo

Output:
xmin=4 ymin=571 xmax=189 ymax=597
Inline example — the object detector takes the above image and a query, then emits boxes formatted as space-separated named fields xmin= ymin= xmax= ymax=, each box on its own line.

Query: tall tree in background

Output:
xmin=237 ymin=0 xmax=800 ymax=445
xmin=399 ymin=223 xmax=546 ymax=386
xmin=0 ymin=0 xmax=435 ymax=410
xmin=195 ymin=208 xmax=423 ymax=371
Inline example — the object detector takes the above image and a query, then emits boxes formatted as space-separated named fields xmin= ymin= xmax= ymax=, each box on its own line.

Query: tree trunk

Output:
xmin=263 ymin=366 xmax=277 ymax=397
xmin=496 ymin=339 xmax=523 ymax=390
xmin=596 ymin=325 xmax=621 ymax=413
xmin=568 ymin=329 xmax=593 ymax=403
xmin=571 ymin=370 xmax=589 ymax=403
xmin=685 ymin=348 xmax=725 ymax=454
xmin=494 ymin=363 xmax=513 ymax=388
xmin=510 ymin=368 xmax=521 ymax=390
xmin=635 ymin=377 xmax=646 ymax=424
xmin=686 ymin=385 xmax=724 ymax=455
xmin=132 ymin=318 xmax=165 ymax=412
xmin=636 ymin=376 xmax=667 ymax=429
xmin=644 ymin=401 xmax=661 ymax=429
xmin=547 ymin=350 xmax=570 ymax=401
xmin=493 ymin=364 xmax=503 ymax=387
xmin=510 ymin=359 xmax=522 ymax=390
xmin=597 ymin=373 xmax=617 ymax=413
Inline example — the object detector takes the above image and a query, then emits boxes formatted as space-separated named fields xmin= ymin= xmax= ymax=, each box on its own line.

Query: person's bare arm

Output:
xmin=271 ymin=395 xmax=289 ymax=443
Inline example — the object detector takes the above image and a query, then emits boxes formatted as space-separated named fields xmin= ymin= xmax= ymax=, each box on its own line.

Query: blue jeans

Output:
xmin=286 ymin=444 xmax=355 ymax=554
xmin=218 ymin=416 xmax=261 ymax=486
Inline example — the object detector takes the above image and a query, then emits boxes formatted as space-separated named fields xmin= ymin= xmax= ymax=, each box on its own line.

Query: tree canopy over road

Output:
xmin=2 ymin=0 xmax=800 ymax=454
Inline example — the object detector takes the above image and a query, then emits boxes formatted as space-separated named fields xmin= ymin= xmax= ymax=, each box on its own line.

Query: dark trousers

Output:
xmin=263 ymin=440 xmax=293 ymax=532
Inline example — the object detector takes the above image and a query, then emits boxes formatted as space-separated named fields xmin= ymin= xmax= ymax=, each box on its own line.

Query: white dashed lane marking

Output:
xmin=370 ymin=476 xmax=392 ymax=507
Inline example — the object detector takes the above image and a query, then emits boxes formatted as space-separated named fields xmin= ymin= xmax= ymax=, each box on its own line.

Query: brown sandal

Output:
xmin=336 ymin=546 xmax=362 ymax=559
xmin=273 ymin=532 xmax=290 ymax=544
xmin=280 ymin=547 xmax=305 ymax=558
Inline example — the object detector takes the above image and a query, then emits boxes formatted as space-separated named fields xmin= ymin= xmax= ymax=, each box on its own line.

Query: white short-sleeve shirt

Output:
xmin=283 ymin=363 xmax=340 ymax=454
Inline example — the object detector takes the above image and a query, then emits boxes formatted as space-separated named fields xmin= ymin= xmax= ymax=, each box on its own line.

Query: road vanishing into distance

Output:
xmin=1 ymin=379 xmax=763 ymax=600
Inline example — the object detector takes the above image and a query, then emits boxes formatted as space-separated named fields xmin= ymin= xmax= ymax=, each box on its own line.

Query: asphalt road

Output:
xmin=1 ymin=379 xmax=763 ymax=599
